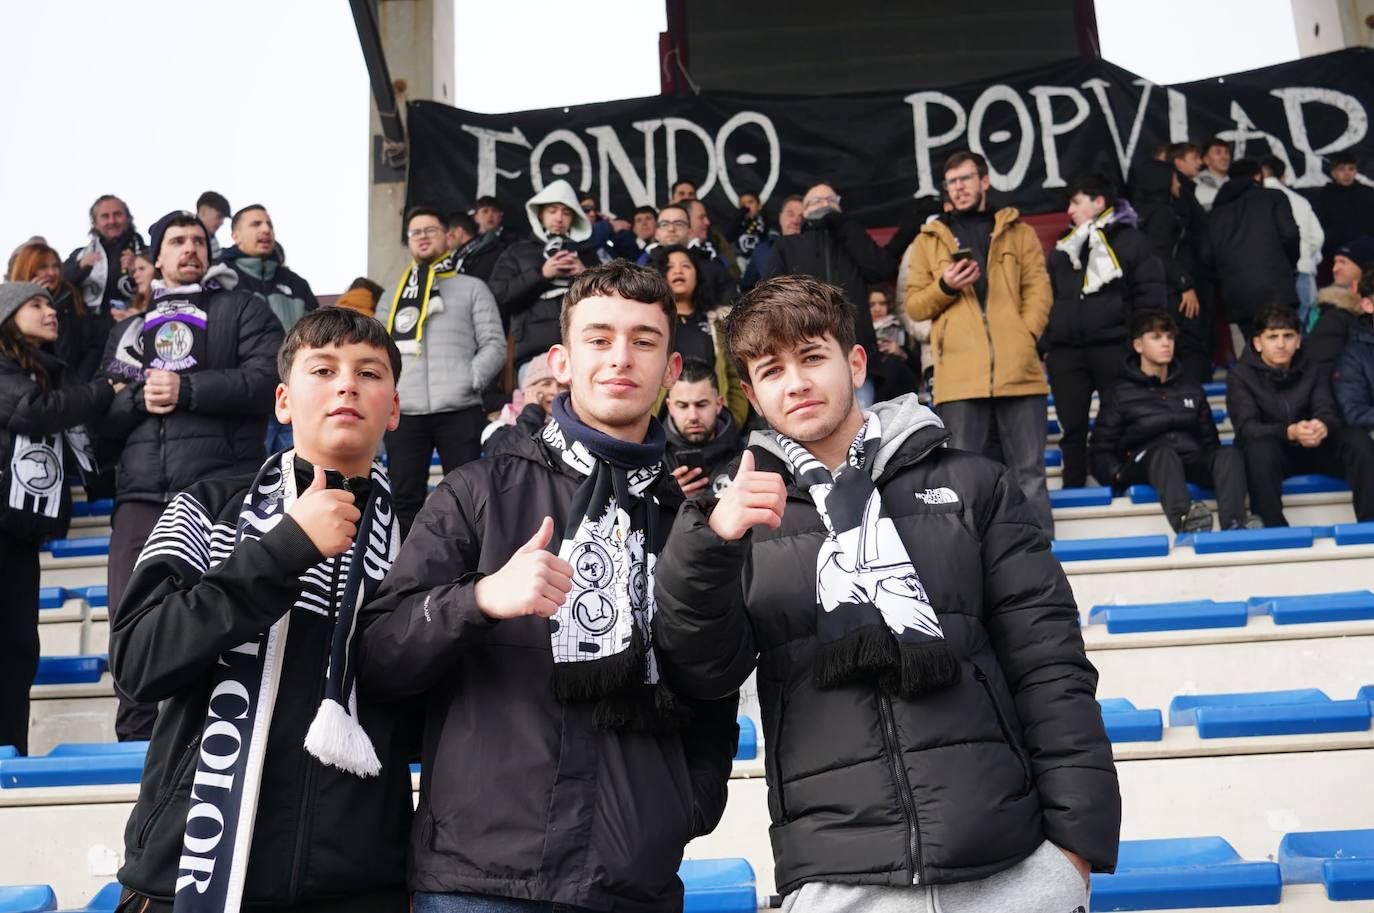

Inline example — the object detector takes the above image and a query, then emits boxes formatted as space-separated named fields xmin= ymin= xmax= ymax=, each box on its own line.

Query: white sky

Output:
xmin=0 ymin=2 xmax=1304 ymax=295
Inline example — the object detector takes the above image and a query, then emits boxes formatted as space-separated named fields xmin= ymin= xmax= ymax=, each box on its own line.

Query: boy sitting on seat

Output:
xmin=1090 ymin=310 xmax=1250 ymax=532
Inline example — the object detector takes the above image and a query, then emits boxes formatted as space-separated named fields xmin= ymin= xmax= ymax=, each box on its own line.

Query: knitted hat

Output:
xmin=149 ymin=210 xmax=210 ymax=264
xmin=0 ymin=282 xmax=52 ymax=327
xmin=518 ymin=350 xmax=556 ymax=389
xmin=1335 ymin=236 xmax=1374 ymax=269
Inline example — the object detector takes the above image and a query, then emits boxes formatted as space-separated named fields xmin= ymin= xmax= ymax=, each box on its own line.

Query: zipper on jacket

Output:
xmin=876 ymin=690 xmax=922 ymax=885
xmin=137 ymin=733 xmax=201 ymax=847
xmin=981 ymin=310 xmax=996 ymax=397
xmin=288 ymin=554 xmax=341 ymax=899
xmin=973 ymin=664 xmax=1032 ymax=794
xmin=158 ymin=416 xmax=169 ymax=502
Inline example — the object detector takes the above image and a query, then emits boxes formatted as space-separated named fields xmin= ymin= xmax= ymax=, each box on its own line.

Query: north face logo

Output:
xmin=915 ymin=487 xmax=959 ymax=505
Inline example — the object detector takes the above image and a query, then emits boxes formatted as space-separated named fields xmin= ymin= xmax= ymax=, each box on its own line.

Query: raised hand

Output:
xmin=708 ymin=450 xmax=787 ymax=541
xmin=474 ymin=516 xmax=575 ymax=620
xmin=286 ymin=466 xmax=361 ymax=558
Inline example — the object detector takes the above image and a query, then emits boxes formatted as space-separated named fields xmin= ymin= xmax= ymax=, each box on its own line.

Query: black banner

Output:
xmin=406 ymin=48 xmax=1374 ymax=227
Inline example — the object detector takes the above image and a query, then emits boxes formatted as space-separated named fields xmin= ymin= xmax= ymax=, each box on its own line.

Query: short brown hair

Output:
xmin=943 ymin=150 xmax=988 ymax=179
xmin=560 ymin=259 xmax=676 ymax=350
xmin=724 ymin=275 xmax=856 ymax=379
xmin=278 ymin=306 xmax=403 ymax=382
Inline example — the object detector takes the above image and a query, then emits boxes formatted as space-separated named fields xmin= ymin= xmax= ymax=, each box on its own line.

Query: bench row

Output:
xmin=1053 ymin=521 xmax=1374 ymax=562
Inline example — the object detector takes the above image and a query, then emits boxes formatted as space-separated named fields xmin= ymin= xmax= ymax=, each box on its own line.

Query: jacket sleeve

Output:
xmin=468 ymin=281 xmax=508 ymax=393
xmin=652 ymin=498 xmax=759 ymax=701
xmin=1227 ymin=373 xmax=1286 ymax=445
xmin=1139 ymin=210 xmax=1192 ymax=293
xmin=180 ymin=296 xmax=284 ymax=416
xmin=109 ymin=493 xmax=324 ymax=702
xmin=357 ymin=471 xmax=499 ymax=698
xmin=1087 ymin=389 xmax=1126 ymax=488
xmin=977 ymin=466 xmax=1120 ymax=871
xmin=488 ymin=247 xmax=552 ymax=318
xmin=1333 ymin=348 xmax=1374 ymax=427
xmin=1197 ymin=394 xmax=1222 ymax=451
xmin=838 ymin=216 xmax=897 ymax=281
xmin=1123 ymin=233 xmax=1168 ymax=312
xmin=1274 ymin=194 xmax=1300 ymax=268
xmin=0 ymin=372 xmax=115 ymax=439
xmin=62 ymin=247 xmax=91 ymax=285
xmin=1311 ymin=368 xmax=1342 ymax=429
xmin=903 ymin=237 xmax=960 ymax=322
xmin=1016 ymin=227 xmax=1053 ymax=338
xmin=679 ymin=693 xmax=740 ymax=839
xmin=760 ymin=240 xmax=788 ymax=283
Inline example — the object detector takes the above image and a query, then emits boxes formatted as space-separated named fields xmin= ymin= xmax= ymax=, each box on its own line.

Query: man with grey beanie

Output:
xmin=96 ymin=210 xmax=283 ymax=740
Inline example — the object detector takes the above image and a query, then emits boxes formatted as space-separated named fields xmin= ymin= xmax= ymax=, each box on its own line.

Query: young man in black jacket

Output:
xmin=663 ymin=357 xmax=742 ymax=499
xmin=358 ymin=261 xmax=738 ymax=913
xmin=1228 ymin=304 xmax=1374 ymax=527
xmin=1204 ymin=158 xmax=1300 ymax=338
xmin=99 ymin=210 xmax=284 ymax=741
xmin=1045 ymin=172 xmax=1167 ymax=488
xmin=1090 ymin=311 xmax=1249 ymax=533
xmin=110 ymin=308 xmax=413 ymax=912
xmin=654 ymin=276 xmax=1119 ymax=911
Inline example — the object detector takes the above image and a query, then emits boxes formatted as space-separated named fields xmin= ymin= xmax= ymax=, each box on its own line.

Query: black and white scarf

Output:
xmin=775 ymin=414 xmax=960 ymax=698
xmin=4 ymin=427 xmax=96 ymax=521
xmin=143 ymin=288 xmax=210 ymax=374
xmin=1055 ymin=207 xmax=1124 ymax=295
xmin=541 ymin=395 xmax=683 ymax=730
xmin=387 ymin=249 xmax=459 ymax=354
xmin=172 ymin=450 xmax=398 ymax=913
xmin=74 ymin=230 xmax=144 ymax=313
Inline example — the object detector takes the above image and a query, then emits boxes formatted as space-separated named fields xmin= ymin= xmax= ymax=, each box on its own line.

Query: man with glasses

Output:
xmin=905 ymin=151 xmax=1055 ymax=533
xmin=762 ymin=182 xmax=895 ymax=406
xmin=378 ymin=206 xmax=506 ymax=534
xmin=636 ymin=203 xmax=694 ymax=265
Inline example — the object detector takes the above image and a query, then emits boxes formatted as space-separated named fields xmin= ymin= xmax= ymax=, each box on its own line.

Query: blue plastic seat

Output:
xmin=1169 ymin=689 xmax=1372 ymax=739
xmin=1211 ymin=409 xmax=1226 ymax=424
xmin=1247 ymin=591 xmax=1374 ymax=625
xmin=1098 ymin=699 xmax=1163 ymax=742
xmin=1048 ymin=418 xmax=1061 ymax=435
xmin=1188 ymin=526 xmax=1315 ymax=554
xmin=73 ymin=585 xmax=108 ymax=608
xmin=1281 ymin=474 xmax=1350 ymax=495
xmin=735 ymin=717 xmax=758 ymax=761
xmin=1278 ymin=829 xmax=1374 ymax=900
xmin=1052 ymin=535 xmax=1171 ymax=562
xmin=680 ymin=858 xmax=756 ymax=913
xmin=1091 ymin=836 xmax=1281 ymax=911
xmin=1088 ymin=600 xmax=1248 ymax=634
xmin=0 ymin=747 xmax=16 ymax=760
xmin=32 ymin=656 xmax=108 ymax=686
xmin=0 ymin=885 xmax=57 ymax=913
xmin=1360 ymin=685 xmax=1373 ymax=704
xmin=61 ymin=883 xmax=122 ymax=913
xmin=37 ymin=587 xmax=66 ymax=610
xmin=46 ymin=536 xmax=110 ymax=559
xmin=46 ymin=742 xmax=148 ymax=758
xmin=1049 ymin=487 xmax=1114 ymax=509
xmin=1045 ymin=449 xmax=1062 ymax=467
xmin=1126 ymin=482 xmax=1213 ymax=504
xmin=1202 ymin=381 xmax=1227 ymax=397
xmin=68 ymin=498 xmax=114 ymax=519
xmin=1333 ymin=522 xmax=1374 ymax=546
xmin=0 ymin=741 xmax=147 ymax=789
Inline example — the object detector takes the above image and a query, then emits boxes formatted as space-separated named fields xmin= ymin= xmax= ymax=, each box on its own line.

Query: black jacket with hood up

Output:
xmin=1089 ymin=358 xmax=1222 ymax=487
xmin=357 ymin=430 xmax=738 ymax=913
xmin=653 ymin=396 xmax=1121 ymax=896
xmin=1204 ymin=179 xmax=1300 ymax=319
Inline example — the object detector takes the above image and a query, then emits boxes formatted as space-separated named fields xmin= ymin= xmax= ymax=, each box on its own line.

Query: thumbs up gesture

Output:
xmin=708 ymin=450 xmax=788 ymax=542
xmin=286 ymin=466 xmax=362 ymax=558
xmin=474 ymin=516 xmax=575 ymax=620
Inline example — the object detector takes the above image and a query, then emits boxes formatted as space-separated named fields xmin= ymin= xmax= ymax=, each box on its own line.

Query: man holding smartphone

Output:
xmin=665 ymin=357 xmax=742 ymax=498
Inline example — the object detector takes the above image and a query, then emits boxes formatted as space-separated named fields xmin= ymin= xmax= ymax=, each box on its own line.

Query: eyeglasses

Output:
xmin=657 ymin=219 xmax=690 ymax=230
xmin=804 ymin=194 xmax=841 ymax=207
xmin=407 ymin=227 xmax=444 ymax=239
xmin=943 ymin=173 xmax=979 ymax=189
xmin=581 ymin=205 xmax=597 ymax=214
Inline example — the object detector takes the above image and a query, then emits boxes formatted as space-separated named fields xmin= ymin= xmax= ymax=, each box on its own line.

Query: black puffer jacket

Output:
xmin=1204 ymin=179 xmax=1300 ymax=320
xmin=1045 ymin=204 xmax=1167 ymax=348
xmin=96 ymin=282 xmax=283 ymax=505
xmin=1226 ymin=346 xmax=1340 ymax=446
xmin=653 ymin=400 xmax=1120 ymax=895
xmin=1089 ymin=358 xmax=1221 ymax=487
xmin=357 ymin=431 xmax=738 ymax=913
xmin=111 ymin=465 xmax=414 ymax=907
xmin=0 ymin=350 xmax=115 ymax=543
xmin=488 ymin=239 xmax=598 ymax=364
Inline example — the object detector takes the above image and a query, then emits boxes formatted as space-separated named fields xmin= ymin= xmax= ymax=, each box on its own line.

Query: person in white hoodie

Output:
xmin=488 ymin=179 xmax=597 ymax=374
xmin=1261 ymin=155 xmax=1325 ymax=326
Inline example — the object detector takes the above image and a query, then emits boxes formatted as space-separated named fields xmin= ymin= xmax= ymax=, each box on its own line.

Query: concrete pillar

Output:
xmin=366 ymin=0 xmax=455 ymax=291
xmin=1291 ymin=0 xmax=1374 ymax=56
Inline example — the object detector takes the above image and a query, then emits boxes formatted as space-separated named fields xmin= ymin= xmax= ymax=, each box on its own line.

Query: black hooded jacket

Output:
xmin=653 ymin=407 xmax=1120 ymax=895
xmin=1045 ymin=204 xmax=1167 ymax=347
xmin=1204 ymin=179 xmax=1300 ymax=319
xmin=488 ymin=240 xmax=598 ymax=364
xmin=1089 ymin=358 xmax=1221 ymax=487
xmin=1133 ymin=161 xmax=1195 ymax=297
xmin=96 ymin=279 xmax=283 ymax=505
xmin=1226 ymin=346 xmax=1340 ymax=447
xmin=357 ymin=431 xmax=738 ymax=913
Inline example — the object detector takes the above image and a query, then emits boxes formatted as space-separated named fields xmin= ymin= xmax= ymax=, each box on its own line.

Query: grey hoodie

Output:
xmin=749 ymin=393 xmax=946 ymax=479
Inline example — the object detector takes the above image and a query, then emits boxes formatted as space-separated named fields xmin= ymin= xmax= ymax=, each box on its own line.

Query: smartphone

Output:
xmin=951 ymin=248 xmax=974 ymax=262
xmin=676 ymin=449 xmax=705 ymax=472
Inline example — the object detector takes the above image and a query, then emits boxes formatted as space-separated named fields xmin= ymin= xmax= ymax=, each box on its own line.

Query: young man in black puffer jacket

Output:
xmin=654 ymin=276 xmax=1120 ymax=912
xmin=1045 ymin=172 xmax=1167 ymax=489
xmin=1090 ymin=311 xmax=1249 ymax=533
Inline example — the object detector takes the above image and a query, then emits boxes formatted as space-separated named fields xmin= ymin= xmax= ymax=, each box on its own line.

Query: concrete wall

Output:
xmin=1291 ymin=0 xmax=1374 ymax=55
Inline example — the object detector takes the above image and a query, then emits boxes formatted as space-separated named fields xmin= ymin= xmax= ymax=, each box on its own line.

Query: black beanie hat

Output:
xmin=149 ymin=210 xmax=210 ymax=265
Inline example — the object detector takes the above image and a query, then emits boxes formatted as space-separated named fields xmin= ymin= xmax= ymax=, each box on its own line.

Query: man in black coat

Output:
xmin=358 ymin=262 xmax=737 ymax=913
xmin=1227 ymin=304 xmax=1374 ymax=527
xmin=655 ymin=276 xmax=1119 ymax=908
xmin=662 ymin=357 xmax=741 ymax=500
xmin=1090 ymin=311 xmax=1248 ymax=533
xmin=97 ymin=210 xmax=284 ymax=740
xmin=1045 ymin=172 xmax=1167 ymax=488
xmin=762 ymin=183 xmax=896 ymax=404
xmin=1204 ymin=158 xmax=1300 ymax=338
xmin=1137 ymin=158 xmax=1212 ymax=383
xmin=1312 ymin=151 xmax=1374 ymax=261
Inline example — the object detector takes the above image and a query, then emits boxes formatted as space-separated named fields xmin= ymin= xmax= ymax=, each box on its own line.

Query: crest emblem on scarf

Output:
xmin=393 ymin=306 xmax=421 ymax=335
xmin=155 ymin=321 xmax=195 ymax=362
xmin=15 ymin=445 xmax=61 ymax=495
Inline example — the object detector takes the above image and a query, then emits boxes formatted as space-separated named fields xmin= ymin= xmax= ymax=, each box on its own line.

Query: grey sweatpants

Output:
xmin=781 ymin=841 xmax=1089 ymax=913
